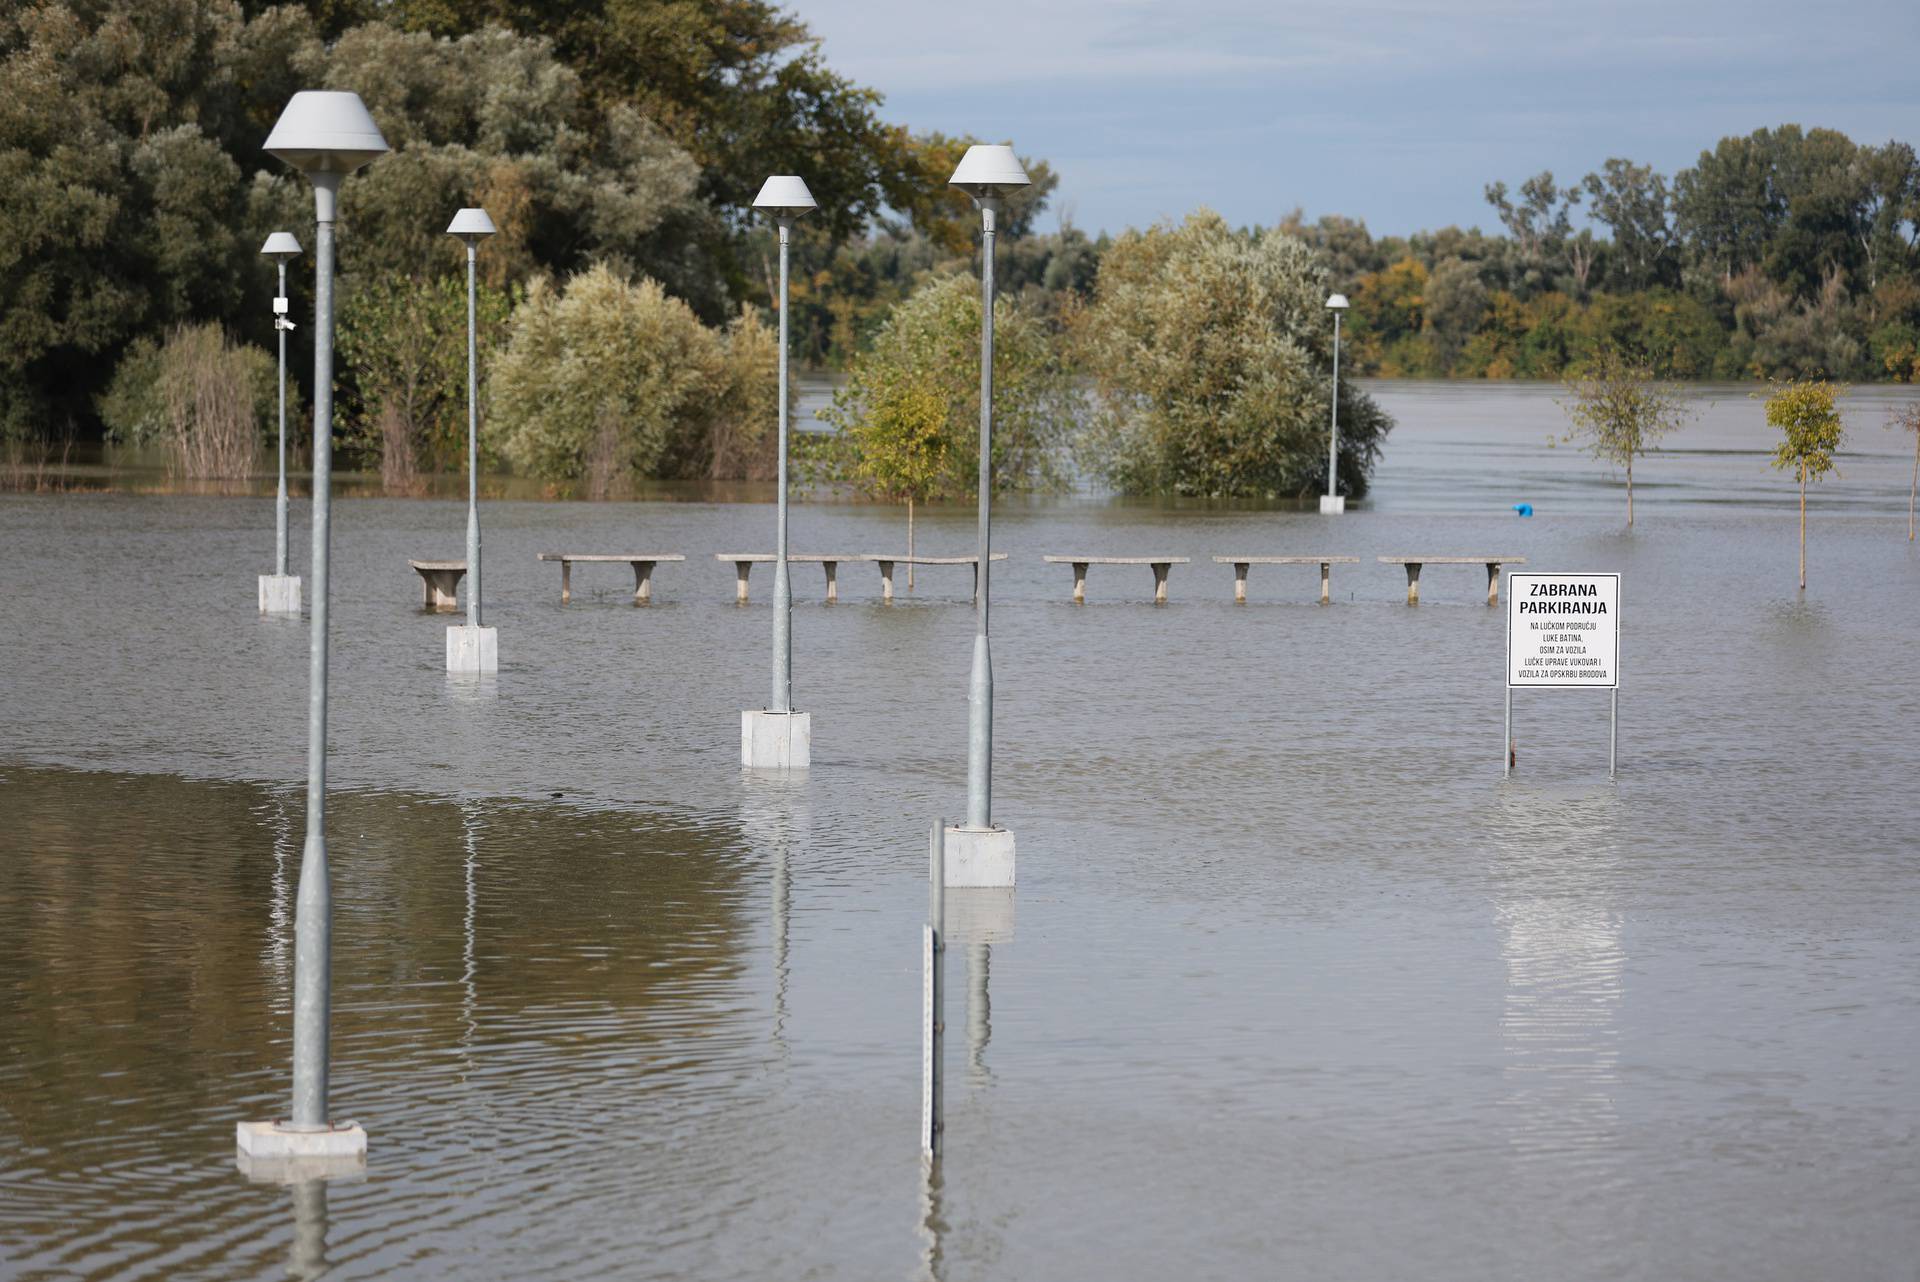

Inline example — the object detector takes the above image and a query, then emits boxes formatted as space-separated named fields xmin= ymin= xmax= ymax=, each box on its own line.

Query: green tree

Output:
xmin=817 ymin=272 xmax=1072 ymax=500
xmin=1764 ymin=378 xmax=1845 ymax=587
xmin=1078 ymin=210 xmax=1392 ymax=498
xmin=1561 ymin=347 xmax=1691 ymax=525
xmin=826 ymin=377 xmax=949 ymax=587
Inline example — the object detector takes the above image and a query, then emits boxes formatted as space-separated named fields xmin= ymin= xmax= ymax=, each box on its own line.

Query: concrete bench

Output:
xmin=715 ymin=554 xmax=865 ymax=604
xmin=870 ymin=553 xmax=1008 ymax=602
xmin=1043 ymin=555 xmax=1191 ymax=603
xmin=1377 ymin=556 xmax=1528 ymax=605
xmin=538 ymin=553 xmax=685 ymax=604
xmin=1212 ymin=555 xmax=1361 ymax=604
xmin=408 ymin=559 xmax=465 ymax=611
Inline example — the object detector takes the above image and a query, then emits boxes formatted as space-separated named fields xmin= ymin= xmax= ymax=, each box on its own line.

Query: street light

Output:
xmin=1321 ymin=292 xmax=1350 ymax=515
xmin=258 ymin=231 xmax=302 ymax=616
xmin=445 ymin=207 xmax=497 ymax=674
xmin=741 ymin=175 xmax=816 ymax=769
xmin=238 ymin=90 xmax=388 ymax=1167
xmin=944 ymin=143 xmax=1027 ymax=887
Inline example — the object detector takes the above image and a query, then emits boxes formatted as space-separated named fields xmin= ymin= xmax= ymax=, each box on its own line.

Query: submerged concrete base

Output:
xmin=944 ymin=825 xmax=1015 ymax=888
xmin=258 ymin=574 xmax=302 ymax=615
xmin=446 ymin=625 xmax=498 ymax=674
xmin=237 ymin=1119 xmax=367 ymax=1161
xmin=742 ymin=709 xmax=811 ymax=770
xmin=1318 ymin=495 xmax=1346 ymax=515
xmin=235 ymin=1148 xmax=367 ymax=1185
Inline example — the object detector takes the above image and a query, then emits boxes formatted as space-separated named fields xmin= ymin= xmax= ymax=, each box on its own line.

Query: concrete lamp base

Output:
xmin=446 ymin=624 xmax=498 ymax=674
xmin=258 ymin=574 xmax=302 ymax=615
xmin=237 ymin=1119 xmax=367 ymax=1161
xmin=944 ymin=825 xmax=1015 ymax=888
xmin=742 ymin=709 xmax=810 ymax=770
xmin=1318 ymin=495 xmax=1346 ymax=515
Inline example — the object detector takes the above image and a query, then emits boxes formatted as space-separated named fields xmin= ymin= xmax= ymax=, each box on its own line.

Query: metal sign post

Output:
xmin=1505 ymin=572 xmax=1622 ymax=778
xmin=923 ymin=821 xmax=946 ymax=1160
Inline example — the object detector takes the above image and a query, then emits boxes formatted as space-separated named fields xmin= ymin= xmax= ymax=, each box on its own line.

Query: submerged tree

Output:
xmin=1889 ymin=401 xmax=1920 ymax=541
xmin=1561 ymin=347 xmax=1691 ymax=525
xmin=1764 ymin=379 xmax=1845 ymax=587
xmin=832 ymin=378 xmax=949 ymax=588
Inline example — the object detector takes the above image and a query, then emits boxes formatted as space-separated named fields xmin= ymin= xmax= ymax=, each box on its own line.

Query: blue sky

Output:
xmin=794 ymin=0 xmax=1920 ymax=238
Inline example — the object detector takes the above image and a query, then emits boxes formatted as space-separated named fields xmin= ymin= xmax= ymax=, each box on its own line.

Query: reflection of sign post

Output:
xmin=1505 ymin=572 xmax=1621 ymax=778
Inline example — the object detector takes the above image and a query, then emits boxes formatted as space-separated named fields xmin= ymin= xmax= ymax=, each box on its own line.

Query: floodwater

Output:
xmin=2 ymin=382 xmax=1918 ymax=1280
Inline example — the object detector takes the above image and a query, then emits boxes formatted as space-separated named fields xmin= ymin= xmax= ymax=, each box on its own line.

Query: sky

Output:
xmin=792 ymin=0 xmax=1920 ymax=239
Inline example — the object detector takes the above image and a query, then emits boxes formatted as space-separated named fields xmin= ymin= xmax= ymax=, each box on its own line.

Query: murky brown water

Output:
xmin=3 ymin=384 xmax=1918 ymax=1279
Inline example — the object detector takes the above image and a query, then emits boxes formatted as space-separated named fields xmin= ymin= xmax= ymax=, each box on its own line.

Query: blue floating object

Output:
xmin=1512 ymin=503 xmax=1534 ymax=517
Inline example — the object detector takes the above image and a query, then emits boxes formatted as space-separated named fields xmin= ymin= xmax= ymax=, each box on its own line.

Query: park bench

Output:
xmin=1377 ymin=555 xmax=1527 ymax=605
xmin=1042 ymin=555 xmax=1190 ymax=603
xmin=870 ymin=553 xmax=1008 ymax=602
xmin=537 ymin=553 xmax=685 ymax=604
xmin=1212 ymin=555 xmax=1362 ymax=604
xmin=408 ymin=559 xmax=465 ymax=611
xmin=715 ymin=554 xmax=866 ymax=604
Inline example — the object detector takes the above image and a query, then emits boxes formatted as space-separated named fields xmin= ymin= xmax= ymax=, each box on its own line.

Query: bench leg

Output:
xmin=421 ymin=574 xmax=431 ymax=609
xmin=560 ymin=560 xmax=571 ymax=604
xmin=427 ymin=571 xmax=463 ymax=612
xmin=1233 ymin=562 xmax=1249 ymax=604
xmin=1072 ymin=562 xmax=1088 ymax=604
xmin=1152 ymin=562 xmax=1170 ymax=604
xmin=1405 ymin=563 xmax=1421 ymax=606
xmin=1486 ymin=562 xmax=1500 ymax=606
xmin=735 ymin=561 xmax=751 ymax=604
xmin=1320 ymin=562 xmax=1331 ymax=605
xmin=633 ymin=560 xmax=654 ymax=605
xmin=878 ymin=560 xmax=894 ymax=604
xmin=823 ymin=561 xmax=837 ymax=604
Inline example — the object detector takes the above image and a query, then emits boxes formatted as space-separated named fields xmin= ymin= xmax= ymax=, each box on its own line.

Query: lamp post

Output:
xmin=445 ymin=207 xmax=497 ymax=674
xmin=943 ymin=143 xmax=1027 ymax=888
xmin=258 ymin=232 xmax=303 ymax=615
xmin=238 ymin=91 xmax=388 ymax=1166
xmin=740 ymin=175 xmax=816 ymax=769
xmin=1320 ymin=293 xmax=1350 ymax=515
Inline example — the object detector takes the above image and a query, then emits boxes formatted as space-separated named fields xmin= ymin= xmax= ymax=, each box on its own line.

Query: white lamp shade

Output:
xmin=263 ymin=91 xmax=390 ymax=175
xmin=260 ymin=231 xmax=303 ymax=260
xmin=1326 ymin=293 xmax=1351 ymax=311
xmin=752 ymin=175 xmax=818 ymax=217
xmin=446 ymin=207 xmax=497 ymax=240
xmin=948 ymin=144 xmax=1030 ymax=197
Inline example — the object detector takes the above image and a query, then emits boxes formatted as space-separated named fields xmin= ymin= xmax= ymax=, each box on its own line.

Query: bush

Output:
xmin=98 ymin=324 xmax=273 ymax=477
xmin=1077 ymin=211 xmax=1391 ymax=498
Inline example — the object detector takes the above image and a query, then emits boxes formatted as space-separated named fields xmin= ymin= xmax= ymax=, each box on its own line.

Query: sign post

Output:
xmin=1505 ymin=572 xmax=1621 ymax=778
xmin=923 ymin=821 xmax=946 ymax=1160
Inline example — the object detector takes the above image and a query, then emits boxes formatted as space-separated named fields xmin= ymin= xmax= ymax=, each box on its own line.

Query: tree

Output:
xmin=1889 ymin=401 xmax=1920 ymax=541
xmin=828 ymin=377 xmax=950 ymax=588
xmin=1764 ymin=378 xmax=1845 ymax=587
xmin=1560 ymin=348 xmax=1691 ymax=525
xmin=1582 ymin=159 xmax=1678 ymax=291
xmin=816 ymin=272 xmax=1072 ymax=501
xmin=1078 ymin=211 xmax=1392 ymax=498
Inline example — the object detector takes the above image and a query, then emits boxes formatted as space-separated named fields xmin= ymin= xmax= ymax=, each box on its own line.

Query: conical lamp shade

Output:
xmin=264 ymin=91 xmax=390 ymax=175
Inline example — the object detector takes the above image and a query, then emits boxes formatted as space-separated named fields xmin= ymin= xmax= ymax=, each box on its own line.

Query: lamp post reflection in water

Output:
xmin=288 ymin=1178 xmax=332 ymax=1281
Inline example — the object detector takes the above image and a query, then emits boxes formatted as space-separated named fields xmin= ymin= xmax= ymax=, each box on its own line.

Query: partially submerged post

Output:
xmin=238 ymin=90 xmax=388 ymax=1166
xmin=943 ymin=143 xmax=1028 ymax=887
xmin=446 ymin=207 xmax=498 ymax=674
xmin=257 ymin=232 xmax=303 ymax=615
xmin=741 ymin=175 xmax=817 ymax=769
xmin=923 ymin=822 xmax=945 ymax=1160
xmin=1320 ymin=293 xmax=1348 ymax=514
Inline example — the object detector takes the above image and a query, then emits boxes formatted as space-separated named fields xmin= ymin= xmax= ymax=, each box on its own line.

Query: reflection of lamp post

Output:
xmin=258 ymin=232 xmax=302 ymax=615
xmin=445 ymin=207 xmax=497 ymax=674
xmin=943 ymin=144 xmax=1027 ymax=887
xmin=741 ymin=175 xmax=817 ymax=769
xmin=238 ymin=91 xmax=387 ymax=1166
xmin=1320 ymin=293 xmax=1349 ymax=515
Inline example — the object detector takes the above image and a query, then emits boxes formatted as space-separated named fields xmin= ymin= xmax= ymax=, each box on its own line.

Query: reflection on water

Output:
xmin=917 ymin=1157 xmax=948 ymax=1282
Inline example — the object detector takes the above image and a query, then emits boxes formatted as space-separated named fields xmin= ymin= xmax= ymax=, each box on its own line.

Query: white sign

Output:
xmin=1507 ymin=573 xmax=1619 ymax=689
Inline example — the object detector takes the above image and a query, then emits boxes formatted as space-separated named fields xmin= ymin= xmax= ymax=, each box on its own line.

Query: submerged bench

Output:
xmin=715 ymin=554 xmax=866 ymax=603
xmin=537 ymin=553 xmax=685 ymax=604
xmin=1043 ymin=555 xmax=1190 ymax=603
xmin=870 ymin=553 xmax=1008 ymax=602
xmin=1377 ymin=556 xmax=1528 ymax=605
xmin=1212 ymin=555 xmax=1361 ymax=604
xmin=408 ymin=559 xmax=465 ymax=612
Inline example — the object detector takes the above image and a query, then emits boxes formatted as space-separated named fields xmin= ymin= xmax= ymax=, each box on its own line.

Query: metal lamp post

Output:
xmin=445 ymin=207 xmax=498 ymax=675
xmin=1320 ymin=293 xmax=1350 ymax=515
xmin=943 ymin=143 xmax=1028 ymax=887
xmin=740 ymin=175 xmax=816 ymax=769
xmin=258 ymin=232 xmax=303 ymax=615
xmin=238 ymin=91 xmax=388 ymax=1165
